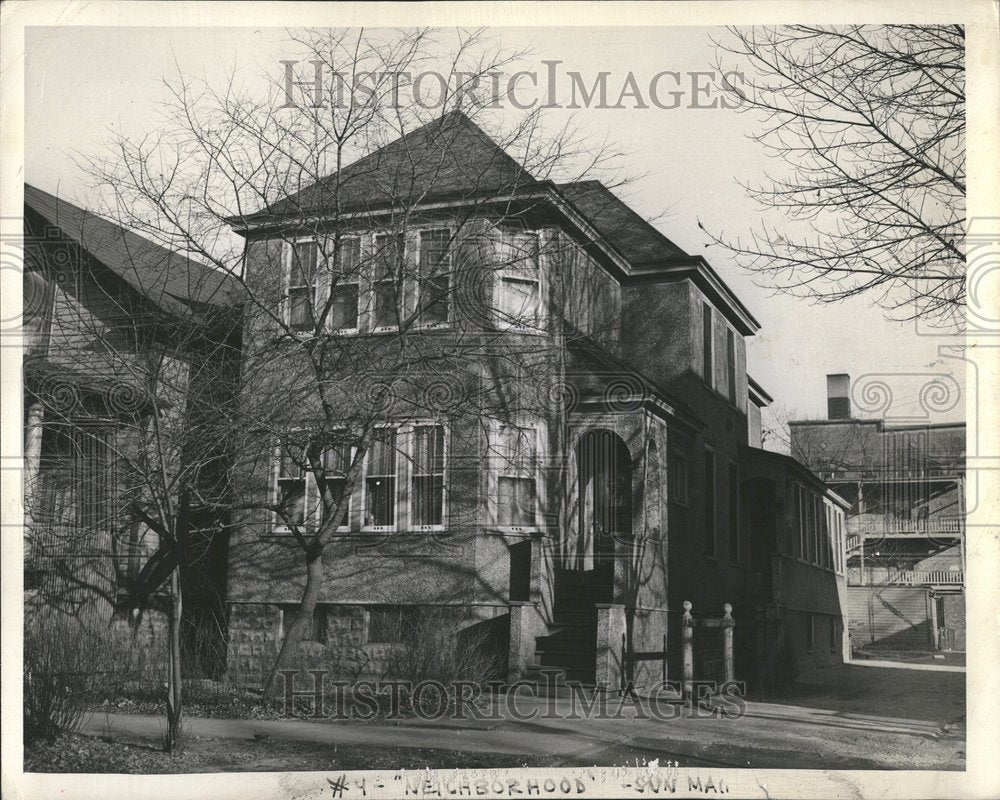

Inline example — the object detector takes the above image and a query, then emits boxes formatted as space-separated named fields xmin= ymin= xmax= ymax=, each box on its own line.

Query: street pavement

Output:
xmin=83 ymin=662 xmax=966 ymax=770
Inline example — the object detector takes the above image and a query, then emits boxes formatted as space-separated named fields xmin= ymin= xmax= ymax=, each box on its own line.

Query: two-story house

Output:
xmin=223 ymin=110 xmax=847 ymax=692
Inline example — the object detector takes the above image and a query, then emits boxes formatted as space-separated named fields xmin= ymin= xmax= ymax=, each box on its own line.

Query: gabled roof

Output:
xmin=25 ymin=184 xmax=241 ymax=314
xmin=233 ymin=110 xmax=541 ymax=227
xmin=558 ymin=180 xmax=688 ymax=263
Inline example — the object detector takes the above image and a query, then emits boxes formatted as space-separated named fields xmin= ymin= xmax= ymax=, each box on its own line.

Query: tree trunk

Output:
xmin=263 ymin=551 xmax=324 ymax=700
xmin=165 ymin=567 xmax=183 ymax=752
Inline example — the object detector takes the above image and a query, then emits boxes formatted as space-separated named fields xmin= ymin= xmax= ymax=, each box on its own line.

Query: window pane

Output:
xmin=278 ymin=478 xmax=306 ymax=525
xmin=375 ymin=233 xmax=404 ymax=281
xmin=365 ymin=476 xmax=395 ymax=526
xmin=421 ymin=275 xmax=449 ymax=324
xmin=499 ymin=277 xmax=540 ymax=326
xmin=289 ymin=287 xmax=313 ymax=329
xmin=419 ymin=230 xmax=450 ymax=274
xmin=726 ymin=330 xmax=736 ymax=403
xmin=323 ymin=443 xmax=351 ymax=475
xmin=329 ymin=283 xmax=359 ymax=330
xmin=499 ymin=477 xmax=536 ymax=526
xmin=413 ymin=475 xmax=444 ymax=526
xmin=365 ymin=429 xmax=396 ymax=526
xmin=413 ymin=425 xmax=445 ymax=475
xmin=336 ymin=237 xmax=360 ymax=274
xmin=374 ymin=284 xmax=399 ymax=328
xmin=291 ymin=243 xmax=316 ymax=287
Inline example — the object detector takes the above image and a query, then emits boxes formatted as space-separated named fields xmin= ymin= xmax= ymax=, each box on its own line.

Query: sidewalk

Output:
xmin=82 ymin=662 xmax=966 ymax=771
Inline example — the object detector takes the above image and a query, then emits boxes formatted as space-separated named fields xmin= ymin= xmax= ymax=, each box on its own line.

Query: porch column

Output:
xmin=594 ymin=602 xmax=626 ymax=692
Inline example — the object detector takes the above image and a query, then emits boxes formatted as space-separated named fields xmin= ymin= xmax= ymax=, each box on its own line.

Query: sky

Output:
xmin=23 ymin=25 xmax=968 ymax=436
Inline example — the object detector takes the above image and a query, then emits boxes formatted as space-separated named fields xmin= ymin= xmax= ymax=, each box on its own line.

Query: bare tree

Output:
xmin=707 ymin=25 xmax=965 ymax=325
xmin=22 ymin=198 xmax=240 ymax=752
xmin=82 ymin=28 xmax=630 ymax=695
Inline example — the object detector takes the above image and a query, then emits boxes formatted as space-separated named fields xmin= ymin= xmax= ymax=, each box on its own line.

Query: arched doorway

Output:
xmin=558 ymin=429 xmax=632 ymax=608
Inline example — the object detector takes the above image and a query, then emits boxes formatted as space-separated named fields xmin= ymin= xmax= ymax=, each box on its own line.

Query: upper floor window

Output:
xmin=288 ymin=241 xmax=318 ymax=330
xmin=726 ymin=328 xmax=737 ymax=404
xmin=496 ymin=232 xmax=541 ymax=330
xmin=494 ymin=422 xmax=540 ymax=529
xmin=373 ymin=233 xmax=404 ymax=330
xmin=797 ymin=484 xmax=808 ymax=559
xmin=418 ymin=229 xmax=451 ymax=326
xmin=702 ymin=302 xmax=714 ymax=389
xmin=728 ymin=461 xmax=739 ymax=565
xmin=328 ymin=237 xmax=361 ymax=332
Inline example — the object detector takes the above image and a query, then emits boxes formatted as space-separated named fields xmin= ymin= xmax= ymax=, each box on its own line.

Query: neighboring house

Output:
xmin=22 ymin=183 xmax=240 ymax=672
xmin=223 ymin=111 xmax=849 ymax=693
xmin=789 ymin=375 xmax=966 ymax=654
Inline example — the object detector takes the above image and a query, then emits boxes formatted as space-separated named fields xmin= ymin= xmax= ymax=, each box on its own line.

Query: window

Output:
xmin=496 ymin=232 xmax=541 ymax=329
xmin=497 ymin=423 xmax=538 ymax=528
xmin=279 ymin=604 xmax=327 ymax=643
xmin=726 ymin=329 xmax=737 ymax=404
xmin=829 ymin=615 xmax=839 ymax=652
xmin=367 ymin=605 xmax=420 ymax=643
xmin=411 ymin=424 xmax=445 ymax=528
xmin=373 ymin=233 xmax=404 ymax=329
xmin=813 ymin=496 xmax=822 ymax=565
xmin=288 ymin=241 xmax=318 ymax=330
xmin=797 ymin=484 xmax=807 ymax=559
xmin=807 ymin=613 xmax=815 ymax=653
xmin=328 ymin=237 xmax=360 ymax=331
xmin=702 ymin=302 xmax=714 ymax=388
xmin=418 ymin=229 xmax=451 ymax=325
xmin=276 ymin=442 xmax=309 ymax=527
xmin=274 ymin=438 xmax=351 ymax=531
xmin=670 ymin=451 xmax=688 ymax=505
xmin=704 ymin=447 xmax=716 ymax=557
xmin=364 ymin=428 xmax=397 ymax=529
xmin=728 ymin=461 xmax=739 ymax=565
xmin=322 ymin=440 xmax=352 ymax=528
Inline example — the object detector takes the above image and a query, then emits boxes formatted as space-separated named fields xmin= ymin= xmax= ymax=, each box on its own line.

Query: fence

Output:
xmin=621 ymin=601 xmax=734 ymax=703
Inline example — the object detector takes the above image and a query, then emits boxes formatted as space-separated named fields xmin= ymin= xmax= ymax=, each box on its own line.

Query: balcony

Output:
xmin=847 ymin=566 xmax=964 ymax=586
xmin=847 ymin=515 xmax=963 ymax=537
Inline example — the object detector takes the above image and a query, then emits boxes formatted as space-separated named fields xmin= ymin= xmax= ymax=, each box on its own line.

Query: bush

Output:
xmin=376 ymin=607 xmax=504 ymax=716
xmin=23 ymin=611 xmax=146 ymax=742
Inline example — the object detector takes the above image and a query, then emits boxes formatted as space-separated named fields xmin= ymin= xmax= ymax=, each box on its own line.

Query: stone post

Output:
xmin=595 ymin=603 xmax=626 ymax=692
xmin=722 ymin=603 xmax=735 ymax=685
xmin=682 ymin=600 xmax=694 ymax=704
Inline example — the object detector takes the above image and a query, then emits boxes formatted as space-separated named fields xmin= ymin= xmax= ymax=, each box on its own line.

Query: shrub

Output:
xmin=23 ymin=611 xmax=146 ymax=742
xmin=376 ymin=607 xmax=505 ymax=716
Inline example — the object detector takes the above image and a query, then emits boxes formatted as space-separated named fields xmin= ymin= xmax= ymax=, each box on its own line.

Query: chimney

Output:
xmin=827 ymin=374 xmax=851 ymax=419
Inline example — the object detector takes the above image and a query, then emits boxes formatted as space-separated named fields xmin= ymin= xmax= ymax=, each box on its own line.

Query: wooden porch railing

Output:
xmin=847 ymin=567 xmax=964 ymax=586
